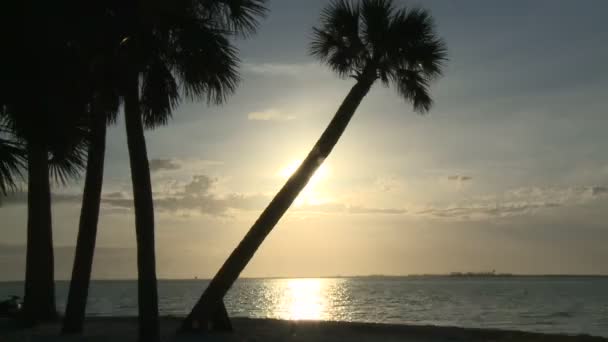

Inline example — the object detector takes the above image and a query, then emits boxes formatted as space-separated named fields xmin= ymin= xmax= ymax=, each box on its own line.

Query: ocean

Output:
xmin=1 ymin=277 xmax=607 ymax=337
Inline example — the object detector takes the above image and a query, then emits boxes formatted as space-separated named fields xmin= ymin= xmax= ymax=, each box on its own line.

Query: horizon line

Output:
xmin=2 ymin=273 xmax=608 ymax=282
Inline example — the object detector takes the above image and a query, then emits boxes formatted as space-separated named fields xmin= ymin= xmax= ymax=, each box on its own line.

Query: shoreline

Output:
xmin=2 ymin=316 xmax=606 ymax=341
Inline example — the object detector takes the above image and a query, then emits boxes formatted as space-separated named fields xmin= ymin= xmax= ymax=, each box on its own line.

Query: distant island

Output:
xmin=448 ymin=270 xmax=513 ymax=277
xmin=325 ymin=272 xmax=608 ymax=279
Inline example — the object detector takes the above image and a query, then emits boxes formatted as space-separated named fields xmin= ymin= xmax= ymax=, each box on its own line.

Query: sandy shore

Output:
xmin=1 ymin=317 xmax=606 ymax=342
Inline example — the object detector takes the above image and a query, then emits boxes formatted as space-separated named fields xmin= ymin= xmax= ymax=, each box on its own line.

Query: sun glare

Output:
xmin=277 ymin=159 xmax=330 ymax=206
xmin=278 ymin=159 xmax=329 ymax=182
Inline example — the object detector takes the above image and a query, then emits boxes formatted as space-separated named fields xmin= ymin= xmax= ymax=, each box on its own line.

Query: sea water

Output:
xmin=1 ymin=277 xmax=607 ymax=337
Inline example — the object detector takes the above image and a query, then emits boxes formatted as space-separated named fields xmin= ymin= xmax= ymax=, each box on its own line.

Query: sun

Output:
xmin=278 ymin=159 xmax=329 ymax=183
xmin=277 ymin=159 xmax=330 ymax=205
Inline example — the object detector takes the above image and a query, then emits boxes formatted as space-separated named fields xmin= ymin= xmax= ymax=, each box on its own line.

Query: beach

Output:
xmin=2 ymin=317 xmax=607 ymax=342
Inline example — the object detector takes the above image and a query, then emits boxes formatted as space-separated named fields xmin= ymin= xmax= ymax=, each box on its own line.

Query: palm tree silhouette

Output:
xmin=0 ymin=2 xmax=89 ymax=322
xmin=61 ymin=1 xmax=267 ymax=339
xmin=182 ymin=0 xmax=447 ymax=331
xmin=62 ymin=6 xmax=122 ymax=331
xmin=2 ymin=85 xmax=88 ymax=325
xmin=1 ymin=87 xmax=88 ymax=324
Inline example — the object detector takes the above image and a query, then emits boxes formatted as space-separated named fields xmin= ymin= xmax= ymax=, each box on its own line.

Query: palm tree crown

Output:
xmin=111 ymin=0 xmax=267 ymax=128
xmin=310 ymin=0 xmax=447 ymax=112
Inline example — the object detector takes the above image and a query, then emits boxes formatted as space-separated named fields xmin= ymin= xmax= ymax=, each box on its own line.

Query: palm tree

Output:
xmin=0 ymin=1 xmax=89 ymax=322
xmin=59 ymin=1 xmax=267 ymax=339
xmin=62 ymin=51 xmax=121 ymax=334
xmin=1 ymin=95 xmax=88 ymax=325
xmin=181 ymin=0 xmax=447 ymax=331
xmin=61 ymin=3 xmax=124 ymax=332
xmin=2 ymin=90 xmax=88 ymax=325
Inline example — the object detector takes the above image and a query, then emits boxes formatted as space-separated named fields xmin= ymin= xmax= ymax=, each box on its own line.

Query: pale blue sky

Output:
xmin=2 ymin=0 xmax=608 ymax=279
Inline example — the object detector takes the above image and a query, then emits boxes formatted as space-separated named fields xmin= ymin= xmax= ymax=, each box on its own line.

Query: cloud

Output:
xmin=347 ymin=206 xmax=407 ymax=215
xmin=448 ymin=175 xmax=473 ymax=182
xmin=0 ymin=191 xmax=82 ymax=207
xmin=149 ymin=159 xmax=181 ymax=173
xmin=101 ymin=174 xmax=268 ymax=217
xmin=184 ymin=175 xmax=213 ymax=195
xmin=416 ymin=202 xmax=561 ymax=220
xmin=247 ymin=109 xmax=295 ymax=121
xmin=294 ymin=202 xmax=407 ymax=215
xmin=99 ymin=174 xmax=409 ymax=217
xmin=590 ymin=186 xmax=608 ymax=196
xmin=416 ymin=185 xmax=608 ymax=220
xmin=104 ymin=192 xmax=126 ymax=199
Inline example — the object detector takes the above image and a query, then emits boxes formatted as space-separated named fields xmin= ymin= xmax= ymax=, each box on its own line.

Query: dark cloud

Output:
xmin=104 ymin=192 xmax=126 ymax=199
xmin=184 ymin=175 xmax=213 ymax=195
xmin=448 ymin=175 xmax=473 ymax=182
xmin=590 ymin=186 xmax=608 ymax=196
xmin=0 ymin=191 xmax=81 ymax=206
xmin=149 ymin=159 xmax=181 ymax=173
xmin=101 ymin=174 xmax=268 ymax=216
xmin=417 ymin=202 xmax=561 ymax=220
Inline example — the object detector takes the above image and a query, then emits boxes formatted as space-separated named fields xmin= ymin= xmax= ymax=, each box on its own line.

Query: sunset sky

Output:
xmin=2 ymin=0 xmax=608 ymax=279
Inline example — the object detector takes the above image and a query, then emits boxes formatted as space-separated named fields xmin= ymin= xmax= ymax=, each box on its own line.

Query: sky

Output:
xmin=2 ymin=0 xmax=608 ymax=280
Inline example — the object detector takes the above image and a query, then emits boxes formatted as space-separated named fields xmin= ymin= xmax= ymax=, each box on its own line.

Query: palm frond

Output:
xmin=91 ymin=56 xmax=123 ymax=125
xmin=392 ymin=68 xmax=433 ymax=114
xmin=388 ymin=7 xmax=447 ymax=80
xmin=48 ymin=138 xmax=88 ymax=186
xmin=360 ymin=0 xmax=394 ymax=59
xmin=310 ymin=0 xmax=368 ymax=78
xmin=141 ymin=58 xmax=180 ymax=128
xmin=198 ymin=0 xmax=268 ymax=37
xmin=0 ymin=116 xmax=26 ymax=195
xmin=169 ymin=22 xmax=240 ymax=104
xmin=46 ymin=105 xmax=90 ymax=185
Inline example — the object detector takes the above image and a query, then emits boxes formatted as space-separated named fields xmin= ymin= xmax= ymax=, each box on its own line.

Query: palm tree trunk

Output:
xmin=23 ymin=141 xmax=56 ymax=323
xmin=124 ymin=72 xmax=160 ymax=342
xmin=62 ymin=109 xmax=107 ymax=334
xmin=181 ymin=76 xmax=375 ymax=332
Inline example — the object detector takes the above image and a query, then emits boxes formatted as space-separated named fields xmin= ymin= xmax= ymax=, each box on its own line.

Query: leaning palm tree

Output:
xmin=182 ymin=0 xmax=447 ymax=331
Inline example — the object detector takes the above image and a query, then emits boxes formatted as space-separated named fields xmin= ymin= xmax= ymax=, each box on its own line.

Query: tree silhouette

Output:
xmin=182 ymin=0 xmax=447 ymax=331
xmin=62 ymin=4 xmax=122 ymax=332
xmin=0 ymin=1 xmax=89 ymax=323
xmin=59 ymin=1 xmax=267 ymax=339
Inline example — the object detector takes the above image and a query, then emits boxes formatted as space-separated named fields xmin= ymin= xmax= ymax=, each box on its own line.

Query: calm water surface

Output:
xmin=1 ymin=277 xmax=607 ymax=337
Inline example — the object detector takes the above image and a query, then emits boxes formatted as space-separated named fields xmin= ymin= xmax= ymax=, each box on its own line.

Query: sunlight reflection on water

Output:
xmin=261 ymin=278 xmax=349 ymax=321
xmin=3 ymin=278 xmax=607 ymax=336
xmin=284 ymin=278 xmax=324 ymax=320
